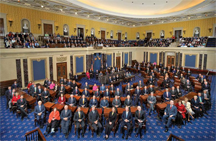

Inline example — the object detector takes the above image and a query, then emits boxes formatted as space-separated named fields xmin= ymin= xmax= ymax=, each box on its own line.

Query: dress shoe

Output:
xmin=164 ymin=128 xmax=168 ymax=132
xmin=40 ymin=125 xmax=43 ymax=129
xmin=140 ymin=134 xmax=142 ymax=139
xmin=65 ymin=134 xmax=69 ymax=139
xmin=135 ymin=134 xmax=138 ymax=137
xmin=205 ymin=112 xmax=209 ymax=115
xmin=44 ymin=132 xmax=48 ymax=136
xmin=126 ymin=135 xmax=128 ymax=139
xmin=122 ymin=135 xmax=124 ymax=139
xmin=82 ymin=134 xmax=84 ymax=137
xmin=78 ymin=135 xmax=80 ymax=139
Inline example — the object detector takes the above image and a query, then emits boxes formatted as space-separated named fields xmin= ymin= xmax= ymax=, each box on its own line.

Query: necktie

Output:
xmin=79 ymin=112 xmax=80 ymax=118
xmin=115 ymin=100 xmax=117 ymax=104
xmin=126 ymin=112 xmax=128 ymax=118
xmin=112 ymin=112 xmax=114 ymax=116
xmin=65 ymin=110 xmax=67 ymax=114
xmin=35 ymin=87 xmax=36 ymax=92
xmin=167 ymin=92 xmax=168 ymax=97
xmin=170 ymin=106 xmax=172 ymax=109
xmin=39 ymin=106 xmax=41 ymax=111
xmin=199 ymin=97 xmax=202 ymax=102
xmin=139 ymin=111 xmax=140 ymax=117
xmin=21 ymin=99 xmax=22 ymax=102
xmin=83 ymin=99 xmax=84 ymax=104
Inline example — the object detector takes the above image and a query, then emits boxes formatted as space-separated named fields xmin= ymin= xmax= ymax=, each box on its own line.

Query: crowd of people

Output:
xmin=177 ymin=36 xmax=208 ymax=47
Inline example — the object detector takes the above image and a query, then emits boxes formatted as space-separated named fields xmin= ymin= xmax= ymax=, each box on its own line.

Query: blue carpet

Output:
xmin=0 ymin=74 xmax=215 ymax=141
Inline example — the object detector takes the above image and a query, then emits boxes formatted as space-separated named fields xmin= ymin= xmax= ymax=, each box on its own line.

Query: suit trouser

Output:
xmin=36 ymin=114 xmax=44 ymax=125
xmin=105 ymin=122 xmax=114 ymax=135
xmin=91 ymin=122 xmax=102 ymax=134
xmin=18 ymin=107 xmax=28 ymax=118
xmin=200 ymin=104 xmax=206 ymax=113
xmin=44 ymin=98 xmax=50 ymax=103
xmin=149 ymin=103 xmax=155 ymax=113
xmin=136 ymin=122 xmax=144 ymax=134
xmin=75 ymin=121 xmax=85 ymax=135
xmin=162 ymin=115 xmax=175 ymax=127
xmin=61 ymin=120 xmax=70 ymax=134
xmin=120 ymin=121 xmax=131 ymax=136
xmin=46 ymin=120 xmax=59 ymax=133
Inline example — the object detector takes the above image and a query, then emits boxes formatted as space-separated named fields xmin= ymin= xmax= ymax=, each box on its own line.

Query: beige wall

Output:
xmin=0 ymin=58 xmax=17 ymax=81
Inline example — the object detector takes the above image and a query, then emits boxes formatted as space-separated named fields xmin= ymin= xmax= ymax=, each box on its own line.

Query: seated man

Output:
xmin=148 ymin=85 xmax=155 ymax=93
xmin=112 ymin=95 xmax=121 ymax=108
xmin=115 ymin=88 xmax=122 ymax=98
xmin=162 ymin=100 xmax=177 ymax=132
xmin=44 ymin=78 xmax=49 ymax=87
xmin=125 ymin=83 xmax=131 ymax=94
xmin=88 ymin=106 xmax=102 ymax=136
xmin=191 ymin=96 xmax=203 ymax=118
xmin=66 ymin=94 xmax=76 ymax=106
xmin=124 ymin=95 xmax=132 ymax=107
xmin=63 ymin=78 xmax=67 ymax=85
xmin=108 ymin=76 xmax=113 ymax=83
xmin=59 ymin=77 xmax=64 ymax=84
xmin=17 ymin=95 xmax=29 ymax=120
xmin=73 ymin=74 xmax=78 ymax=82
xmin=34 ymin=101 xmax=45 ymax=128
xmin=163 ymin=88 xmax=171 ymax=102
xmin=99 ymin=71 xmax=103 ymax=78
xmin=79 ymin=95 xmax=87 ymax=107
xmin=94 ymin=88 xmax=100 ymax=97
xmin=42 ymin=88 xmax=51 ymax=102
xmin=175 ymin=85 xmax=182 ymax=98
xmin=83 ymin=82 xmax=89 ymax=89
xmin=104 ymin=88 xmax=110 ymax=98
xmin=116 ymin=74 xmax=120 ymax=81
xmin=147 ymin=92 xmax=156 ymax=115
xmin=95 ymin=70 xmax=99 ymax=79
xmin=100 ymin=84 xmax=106 ymax=93
xmin=135 ymin=106 xmax=146 ymax=138
xmin=163 ymin=77 xmax=170 ymax=88
xmin=71 ymin=80 xmax=77 ymax=92
xmin=11 ymin=81 xmax=20 ymax=89
xmin=148 ymin=75 xmax=154 ymax=85
xmin=197 ymin=92 xmax=208 ymax=115
xmin=73 ymin=106 xmax=85 ymax=138
xmin=202 ymin=90 xmax=211 ymax=110
xmin=67 ymin=80 xmax=72 ymax=87
xmin=5 ymin=86 xmax=13 ymax=109
xmin=60 ymin=105 xmax=72 ymax=138
xmin=89 ymin=95 xmax=98 ymax=107
xmin=202 ymin=81 xmax=210 ymax=93
xmin=100 ymin=96 xmax=109 ymax=110
xmin=120 ymin=106 xmax=133 ymax=139
xmin=82 ymin=88 xmax=90 ymax=97
xmin=170 ymin=86 xmax=177 ymax=100
xmin=44 ymin=108 xmax=60 ymax=136
xmin=73 ymin=86 xmax=80 ymax=96
xmin=138 ymin=80 xmax=144 ymax=88
xmin=109 ymin=84 xmax=115 ymax=92
xmin=30 ymin=84 xmax=37 ymax=97
xmin=36 ymin=85 xmax=43 ymax=101
xmin=143 ymin=86 xmax=149 ymax=95
xmin=57 ymin=83 xmax=66 ymax=97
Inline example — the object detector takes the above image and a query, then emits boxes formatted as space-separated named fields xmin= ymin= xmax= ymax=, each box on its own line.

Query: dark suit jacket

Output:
xmin=109 ymin=87 xmax=115 ymax=91
xmin=5 ymin=89 xmax=13 ymax=99
xmin=135 ymin=110 xmax=146 ymax=122
xmin=112 ymin=99 xmax=121 ymax=107
xmin=164 ymin=104 xmax=177 ymax=117
xmin=60 ymin=110 xmax=72 ymax=120
xmin=73 ymin=89 xmax=80 ymax=95
xmin=59 ymin=79 xmax=64 ymax=84
xmin=135 ymin=89 xmax=142 ymax=96
xmin=88 ymin=110 xmax=100 ymax=123
xmin=89 ymin=99 xmax=98 ymax=107
xmin=79 ymin=98 xmax=87 ymax=107
xmin=122 ymin=111 xmax=132 ymax=122
xmin=36 ymin=88 xmax=43 ymax=95
xmin=143 ymin=89 xmax=149 ymax=94
xmin=170 ymin=89 xmax=177 ymax=97
xmin=73 ymin=111 xmax=85 ymax=122
xmin=58 ymin=86 xmax=66 ymax=94
xmin=108 ymin=112 xmax=117 ymax=123
xmin=163 ymin=92 xmax=171 ymax=100
xmin=34 ymin=105 xmax=45 ymax=115
xmin=100 ymin=100 xmax=109 ymax=107
xmin=104 ymin=91 xmax=110 ymax=97
xmin=42 ymin=91 xmax=50 ymax=98
xmin=66 ymin=97 xmax=76 ymax=105
xmin=148 ymin=87 xmax=155 ymax=93
xmin=94 ymin=91 xmax=100 ymax=97
xmin=82 ymin=90 xmax=90 ymax=97
xmin=83 ymin=85 xmax=89 ymax=89
xmin=124 ymin=99 xmax=132 ymax=107
xmin=191 ymin=98 xmax=200 ymax=108
xmin=12 ymin=84 xmax=20 ymax=89
xmin=44 ymin=80 xmax=49 ymax=87
xmin=17 ymin=98 xmax=27 ymax=108
xmin=114 ymin=91 xmax=122 ymax=97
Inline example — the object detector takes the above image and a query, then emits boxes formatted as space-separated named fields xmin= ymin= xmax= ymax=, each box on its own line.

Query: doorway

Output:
xmin=0 ymin=18 xmax=4 ymax=38
xmin=57 ymin=62 xmax=67 ymax=82
xmin=167 ymin=56 xmax=175 ymax=67
xmin=147 ymin=32 xmax=152 ymax=39
xmin=175 ymin=30 xmax=182 ymax=41
xmin=44 ymin=24 xmax=53 ymax=36
xmin=101 ymin=31 xmax=105 ymax=40
xmin=78 ymin=28 xmax=84 ymax=39
xmin=116 ymin=56 xmax=121 ymax=68
xmin=118 ymin=33 xmax=121 ymax=40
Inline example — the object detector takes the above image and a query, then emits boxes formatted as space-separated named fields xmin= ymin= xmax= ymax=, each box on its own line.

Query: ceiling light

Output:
xmin=133 ymin=25 xmax=135 ymax=27
xmin=150 ymin=22 xmax=152 ymax=24
xmin=188 ymin=16 xmax=190 ymax=19
xmin=60 ymin=9 xmax=63 ymax=11
xmin=41 ymin=5 xmax=44 ymax=8
xmin=87 ymin=15 xmax=90 ymax=18
xmin=75 ymin=12 xmax=77 ymax=15
xmin=107 ymin=19 xmax=109 ymax=21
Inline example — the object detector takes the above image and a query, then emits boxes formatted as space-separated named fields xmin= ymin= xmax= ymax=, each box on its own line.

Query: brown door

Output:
xmin=101 ymin=31 xmax=105 ymax=40
xmin=167 ymin=56 xmax=175 ymax=67
xmin=0 ymin=18 xmax=4 ymax=38
xmin=44 ymin=24 xmax=53 ymax=35
xmin=116 ymin=57 xmax=121 ymax=68
xmin=118 ymin=33 xmax=121 ymax=40
xmin=147 ymin=32 xmax=152 ymax=39
xmin=57 ymin=62 xmax=67 ymax=82
xmin=78 ymin=28 xmax=84 ymax=39
xmin=175 ymin=30 xmax=182 ymax=41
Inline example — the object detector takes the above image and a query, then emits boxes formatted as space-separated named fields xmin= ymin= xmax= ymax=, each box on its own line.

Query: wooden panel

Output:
xmin=57 ymin=62 xmax=67 ymax=82
xmin=101 ymin=31 xmax=105 ymax=40
xmin=167 ymin=56 xmax=175 ymax=67
xmin=116 ymin=56 xmax=121 ymax=69
xmin=118 ymin=33 xmax=121 ymax=40
xmin=0 ymin=18 xmax=4 ymax=36
xmin=44 ymin=24 xmax=52 ymax=35
xmin=0 ymin=79 xmax=17 ymax=95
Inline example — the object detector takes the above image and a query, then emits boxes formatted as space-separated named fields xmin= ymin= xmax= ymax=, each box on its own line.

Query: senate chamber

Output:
xmin=0 ymin=0 xmax=216 ymax=141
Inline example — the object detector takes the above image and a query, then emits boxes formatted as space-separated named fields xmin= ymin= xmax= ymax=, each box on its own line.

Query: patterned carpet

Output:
xmin=0 ymin=73 xmax=215 ymax=141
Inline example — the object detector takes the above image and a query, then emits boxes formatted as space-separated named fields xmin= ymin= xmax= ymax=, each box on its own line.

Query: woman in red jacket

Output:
xmin=175 ymin=100 xmax=186 ymax=128
xmin=58 ymin=93 xmax=66 ymax=105
xmin=11 ymin=92 xmax=20 ymax=106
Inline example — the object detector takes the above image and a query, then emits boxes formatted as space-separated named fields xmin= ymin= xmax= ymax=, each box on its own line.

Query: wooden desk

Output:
xmin=155 ymin=103 xmax=167 ymax=117
xmin=64 ymin=85 xmax=71 ymax=93
xmin=104 ymin=108 xmax=112 ymax=118
xmin=52 ymin=104 xmax=64 ymax=111
xmin=130 ymin=106 xmax=137 ymax=114
xmin=76 ymin=107 xmax=89 ymax=115
xmin=89 ymin=108 xmax=103 ymax=116
xmin=65 ymin=94 xmax=70 ymax=100
xmin=16 ymin=90 xmax=36 ymax=109
xmin=68 ymin=106 xmax=77 ymax=113
xmin=44 ymin=102 xmax=55 ymax=112
xmin=117 ymin=108 xmax=125 ymax=115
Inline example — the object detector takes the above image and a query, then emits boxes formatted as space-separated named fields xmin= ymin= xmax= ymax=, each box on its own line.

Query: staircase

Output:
xmin=167 ymin=134 xmax=185 ymax=141
xmin=0 ymin=39 xmax=4 ymax=48
xmin=25 ymin=128 xmax=46 ymax=141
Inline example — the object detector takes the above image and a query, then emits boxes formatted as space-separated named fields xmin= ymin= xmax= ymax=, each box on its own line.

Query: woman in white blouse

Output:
xmin=182 ymin=97 xmax=195 ymax=122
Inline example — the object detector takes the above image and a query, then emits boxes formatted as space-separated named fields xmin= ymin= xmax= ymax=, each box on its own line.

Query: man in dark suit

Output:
xmin=191 ymin=96 xmax=203 ymax=118
xmin=34 ymin=101 xmax=45 ymax=128
xmin=148 ymin=75 xmax=154 ymax=85
xmin=83 ymin=82 xmax=89 ymax=89
xmin=104 ymin=88 xmax=110 ymax=98
xmin=175 ymin=85 xmax=182 ymax=98
xmin=73 ymin=86 xmax=80 ymax=96
xmin=197 ymin=92 xmax=207 ymax=115
xmin=30 ymin=84 xmax=37 ymax=97
xmin=185 ymin=79 xmax=192 ymax=92
xmin=44 ymin=78 xmax=49 ymax=87
xmin=163 ymin=77 xmax=170 ymax=88
xmin=135 ymin=106 xmax=146 ymax=138
xmin=89 ymin=95 xmax=98 ymax=107
xmin=148 ymin=85 xmax=155 ymax=93
xmin=143 ymin=86 xmax=149 ymax=95
xmin=71 ymin=80 xmax=77 ymax=92
xmin=100 ymin=96 xmax=109 ymax=109
xmin=170 ymin=86 xmax=177 ymax=100
xmin=94 ymin=88 xmax=100 ymax=97
xmin=59 ymin=77 xmax=64 ymax=84
xmin=42 ymin=88 xmax=51 ymax=102
xmin=202 ymin=81 xmax=210 ymax=93
xmin=202 ymin=90 xmax=211 ymax=110
xmin=88 ymin=106 xmax=102 ymax=136
xmin=162 ymin=100 xmax=177 ymax=132
xmin=11 ymin=81 xmax=20 ymax=89
xmin=108 ymin=76 xmax=113 ymax=83
xmin=66 ymin=94 xmax=76 ymax=106
xmin=198 ymin=75 xmax=204 ymax=84
xmin=17 ymin=95 xmax=29 ymax=120
xmin=5 ymin=86 xmax=12 ymax=109
xmin=163 ymin=88 xmax=171 ymax=102
xmin=125 ymin=83 xmax=131 ymax=94
xmin=73 ymin=106 xmax=85 ymax=138
xmin=120 ymin=106 xmax=133 ymax=139
xmin=36 ymin=85 xmax=43 ymax=101
xmin=134 ymin=86 xmax=142 ymax=105
xmin=109 ymin=84 xmax=115 ymax=91
xmin=67 ymin=80 xmax=72 ymax=87
xmin=60 ymin=105 xmax=72 ymax=138
xmin=58 ymin=83 xmax=66 ymax=96
xmin=115 ymin=88 xmax=122 ymax=98
xmin=124 ymin=95 xmax=132 ymax=107
xmin=147 ymin=92 xmax=156 ymax=115
xmin=112 ymin=95 xmax=121 ymax=108
xmin=138 ymin=80 xmax=144 ymax=88
xmin=79 ymin=95 xmax=87 ymax=107
xmin=82 ymin=88 xmax=90 ymax=97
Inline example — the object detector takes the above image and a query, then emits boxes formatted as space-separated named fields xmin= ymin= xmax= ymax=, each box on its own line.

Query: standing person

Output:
xmin=86 ymin=71 xmax=90 ymax=80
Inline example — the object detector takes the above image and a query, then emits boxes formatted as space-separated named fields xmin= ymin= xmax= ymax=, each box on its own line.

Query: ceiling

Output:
xmin=2 ymin=0 xmax=216 ymax=27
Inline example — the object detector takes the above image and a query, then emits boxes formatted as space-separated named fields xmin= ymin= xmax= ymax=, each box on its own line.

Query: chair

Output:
xmin=34 ymin=113 xmax=46 ymax=127
xmin=16 ymin=106 xmax=28 ymax=118
xmin=123 ymin=121 xmax=133 ymax=136
xmin=74 ymin=118 xmax=86 ymax=135
xmin=135 ymin=119 xmax=147 ymax=134
xmin=105 ymin=115 xmax=119 ymax=137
